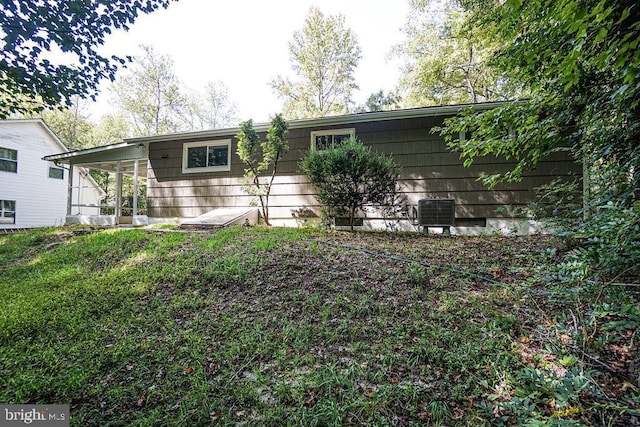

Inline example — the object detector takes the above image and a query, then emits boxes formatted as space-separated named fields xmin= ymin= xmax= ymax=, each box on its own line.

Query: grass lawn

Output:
xmin=0 ymin=226 xmax=637 ymax=426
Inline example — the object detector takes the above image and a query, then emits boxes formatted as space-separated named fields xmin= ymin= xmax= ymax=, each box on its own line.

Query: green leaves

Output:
xmin=264 ymin=114 xmax=289 ymax=168
xmin=394 ymin=0 xmax=516 ymax=107
xmin=269 ymin=7 xmax=362 ymax=119
xmin=236 ymin=119 xmax=262 ymax=173
xmin=443 ymin=0 xmax=640 ymax=282
xmin=236 ymin=115 xmax=290 ymax=225
xmin=0 ymin=0 xmax=175 ymax=118
xmin=300 ymin=138 xmax=401 ymax=230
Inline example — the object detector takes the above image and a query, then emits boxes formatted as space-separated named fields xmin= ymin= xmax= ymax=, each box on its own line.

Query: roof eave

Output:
xmin=123 ymin=101 xmax=509 ymax=145
xmin=43 ymin=141 xmax=138 ymax=162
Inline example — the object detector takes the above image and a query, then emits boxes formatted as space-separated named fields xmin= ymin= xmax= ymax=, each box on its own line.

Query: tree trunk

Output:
xmin=349 ymin=206 xmax=357 ymax=231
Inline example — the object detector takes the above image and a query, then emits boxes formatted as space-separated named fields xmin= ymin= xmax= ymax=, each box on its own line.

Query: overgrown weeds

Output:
xmin=0 ymin=226 xmax=637 ymax=426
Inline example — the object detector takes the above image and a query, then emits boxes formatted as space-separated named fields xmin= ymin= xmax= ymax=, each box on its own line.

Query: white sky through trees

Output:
xmin=88 ymin=0 xmax=409 ymax=125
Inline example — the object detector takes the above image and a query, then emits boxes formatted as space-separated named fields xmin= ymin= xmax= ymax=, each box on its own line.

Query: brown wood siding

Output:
xmin=146 ymin=115 xmax=582 ymax=220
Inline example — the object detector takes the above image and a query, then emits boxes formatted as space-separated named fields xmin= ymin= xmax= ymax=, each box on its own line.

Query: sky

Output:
xmin=89 ymin=0 xmax=410 ymax=124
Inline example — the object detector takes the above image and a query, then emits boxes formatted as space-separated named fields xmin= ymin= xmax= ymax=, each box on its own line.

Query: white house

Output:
xmin=0 ymin=119 xmax=105 ymax=229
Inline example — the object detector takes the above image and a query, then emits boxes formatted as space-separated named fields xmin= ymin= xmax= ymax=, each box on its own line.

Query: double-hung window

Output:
xmin=0 ymin=147 xmax=17 ymax=173
xmin=310 ymin=129 xmax=355 ymax=150
xmin=0 ymin=200 xmax=15 ymax=224
xmin=182 ymin=140 xmax=231 ymax=173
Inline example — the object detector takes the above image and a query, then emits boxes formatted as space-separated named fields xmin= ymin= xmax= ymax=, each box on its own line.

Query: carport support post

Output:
xmin=66 ymin=164 xmax=74 ymax=216
xmin=133 ymin=160 xmax=139 ymax=217
xmin=115 ymin=160 xmax=122 ymax=224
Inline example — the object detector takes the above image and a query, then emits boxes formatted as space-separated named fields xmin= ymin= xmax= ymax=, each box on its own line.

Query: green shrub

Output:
xmin=300 ymin=137 xmax=401 ymax=230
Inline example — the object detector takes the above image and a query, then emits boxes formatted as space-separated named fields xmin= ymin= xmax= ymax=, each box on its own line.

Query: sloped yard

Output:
xmin=0 ymin=227 xmax=637 ymax=426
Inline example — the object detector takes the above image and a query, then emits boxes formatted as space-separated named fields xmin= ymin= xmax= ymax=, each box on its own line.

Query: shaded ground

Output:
xmin=0 ymin=227 xmax=637 ymax=426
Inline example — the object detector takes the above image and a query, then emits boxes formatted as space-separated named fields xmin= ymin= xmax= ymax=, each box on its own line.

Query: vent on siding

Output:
xmin=418 ymin=198 xmax=455 ymax=226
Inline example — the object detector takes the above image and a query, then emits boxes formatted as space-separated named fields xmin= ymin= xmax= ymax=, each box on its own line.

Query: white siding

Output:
xmin=0 ymin=121 xmax=102 ymax=228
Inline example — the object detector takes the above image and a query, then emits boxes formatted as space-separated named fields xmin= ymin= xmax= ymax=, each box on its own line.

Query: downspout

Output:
xmin=115 ymin=160 xmax=122 ymax=225
xmin=67 ymin=164 xmax=74 ymax=217
xmin=77 ymin=171 xmax=83 ymax=215
xmin=133 ymin=160 xmax=139 ymax=217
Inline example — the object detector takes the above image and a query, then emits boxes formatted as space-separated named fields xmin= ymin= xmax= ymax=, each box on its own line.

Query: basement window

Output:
xmin=182 ymin=140 xmax=231 ymax=173
xmin=0 ymin=200 xmax=15 ymax=224
xmin=310 ymin=128 xmax=355 ymax=150
xmin=334 ymin=217 xmax=364 ymax=227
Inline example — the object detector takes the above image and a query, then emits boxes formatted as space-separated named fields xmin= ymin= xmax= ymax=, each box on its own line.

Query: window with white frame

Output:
xmin=0 ymin=147 xmax=17 ymax=173
xmin=48 ymin=163 xmax=64 ymax=179
xmin=0 ymin=200 xmax=15 ymax=224
xmin=182 ymin=140 xmax=231 ymax=173
xmin=310 ymin=128 xmax=355 ymax=150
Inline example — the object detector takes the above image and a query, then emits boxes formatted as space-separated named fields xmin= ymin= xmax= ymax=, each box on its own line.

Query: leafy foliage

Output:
xmin=236 ymin=115 xmax=289 ymax=225
xmin=270 ymin=7 xmax=362 ymax=119
xmin=394 ymin=0 xmax=516 ymax=107
xmin=421 ymin=4 xmax=640 ymax=422
xmin=19 ymin=96 xmax=95 ymax=149
xmin=0 ymin=0 xmax=175 ymax=118
xmin=109 ymin=46 xmax=239 ymax=136
xmin=479 ymin=366 xmax=598 ymax=425
xmin=361 ymin=90 xmax=402 ymax=112
xmin=184 ymin=81 xmax=239 ymax=130
xmin=439 ymin=0 xmax=640 ymax=279
xmin=110 ymin=45 xmax=185 ymax=136
xmin=300 ymin=138 xmax=401 ymax=230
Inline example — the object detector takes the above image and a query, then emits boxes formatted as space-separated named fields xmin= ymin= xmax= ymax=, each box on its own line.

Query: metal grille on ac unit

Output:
xmin=417 ymin=198 xmax=455 ymax=227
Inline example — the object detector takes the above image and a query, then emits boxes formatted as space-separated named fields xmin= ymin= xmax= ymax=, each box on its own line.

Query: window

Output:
xmin=48 ymin=163 xmax=64 ymax=179
xmin=459 ymin=127 xmax=516 ymax=143
xmin=0 ymin=200 xmax=15 ymax=224
xmin=310 ymin=128 xmax=355 ymax=150
xmin=182 ymin=140 xmax=231 ymax=173
xmin=458 ymin=129 xmax=477 ymax=143
xmin=0 ymin=147 xmax=17 ymax=173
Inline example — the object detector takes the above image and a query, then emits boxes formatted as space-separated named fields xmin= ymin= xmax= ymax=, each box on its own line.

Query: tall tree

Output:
xmin=182 ymin=81 xmax=239 ymax=130
xmin=0 ymin=0 xmax=174 ymax=118
xmin=18 ymin=96 xmax=94 ymax=149
xmin=111 ymin=45 xmax=186 ymax=136
xmin=441 ymin=0 xmax=639 ymax=278
xmin=41 ymin=101 xmax=94 ymax=149
xmin=90 ymin=113 xmax=132 ymax=146
xmin=270 ymin=7 xmax=362 ymax=119
xmin=361 ymin=90 xmax=402 ymax=112
xmin=394 ymin=0 xmax=514 ymax=107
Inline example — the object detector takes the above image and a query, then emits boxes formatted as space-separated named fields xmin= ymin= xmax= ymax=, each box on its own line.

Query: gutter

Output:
xmin=43 ymin=141 xmax=142 ymax=162
xmin=123 ymin=101 xmax=509 ymax=145
xmin=42 ymin=100 xmax=517 ymax=160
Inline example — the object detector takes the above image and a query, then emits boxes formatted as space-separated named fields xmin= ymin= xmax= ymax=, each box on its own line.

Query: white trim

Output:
xmin=310 ymin=128 xmax=355 ymax=150
xmin=182 ymin=140 xmax=231 ymax=174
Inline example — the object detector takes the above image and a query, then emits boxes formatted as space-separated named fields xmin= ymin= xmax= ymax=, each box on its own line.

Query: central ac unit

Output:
xmin=418 ymin=198 xmax=455 ymax=227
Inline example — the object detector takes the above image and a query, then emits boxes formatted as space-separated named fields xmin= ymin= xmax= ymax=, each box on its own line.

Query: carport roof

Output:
xmin=43 ymin=141 xmax=148 ymax=174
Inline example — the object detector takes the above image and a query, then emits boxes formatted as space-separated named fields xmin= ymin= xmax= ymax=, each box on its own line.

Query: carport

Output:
xmin=43 ymin=142 xmax=149 ymax=225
